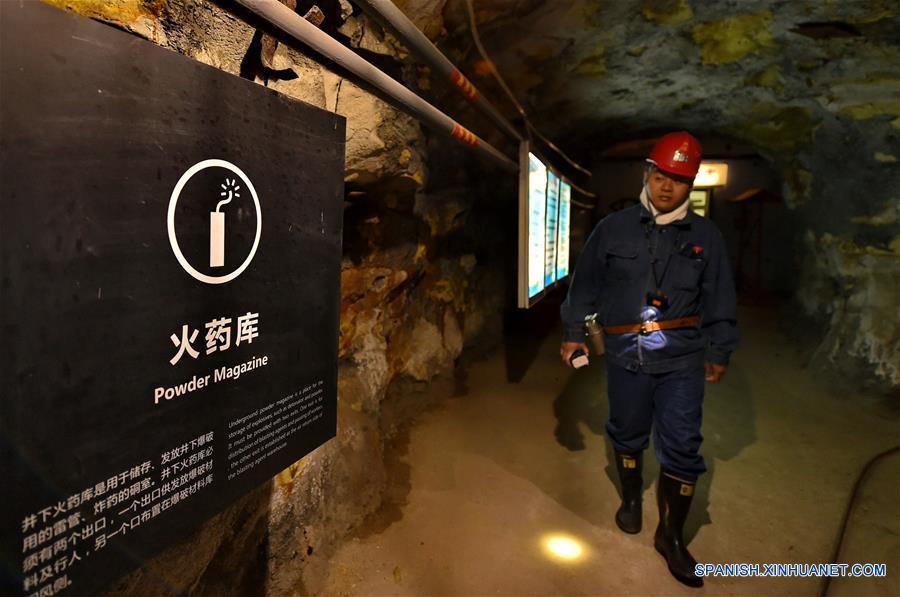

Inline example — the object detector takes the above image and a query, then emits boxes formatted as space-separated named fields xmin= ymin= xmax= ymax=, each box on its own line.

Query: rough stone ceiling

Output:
xmin=437 ymin=0 xmax=900 ymax=151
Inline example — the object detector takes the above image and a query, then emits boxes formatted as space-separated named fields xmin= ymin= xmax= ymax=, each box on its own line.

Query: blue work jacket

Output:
xmin=560 ymin=203 xmax=739 ymax=373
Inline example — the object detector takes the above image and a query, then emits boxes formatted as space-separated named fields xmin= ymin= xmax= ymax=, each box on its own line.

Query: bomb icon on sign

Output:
xmin=168 ymin=159 xmax=262 ymax=285
xmin=210 ymin=178 xmax=240 ymax=267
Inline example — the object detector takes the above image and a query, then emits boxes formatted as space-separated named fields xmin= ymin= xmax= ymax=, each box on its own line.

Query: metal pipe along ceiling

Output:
xmin=354 ymin=0 xmax=524 ymax=143
xmin=357 ymin=1 xmax=596 ymax=198
xmin=233 ymin=0 xmax=518 ymax=172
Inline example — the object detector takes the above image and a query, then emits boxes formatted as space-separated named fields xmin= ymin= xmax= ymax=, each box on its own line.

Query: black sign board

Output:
xmin=0 ymin=3 xmax=345 ymax=595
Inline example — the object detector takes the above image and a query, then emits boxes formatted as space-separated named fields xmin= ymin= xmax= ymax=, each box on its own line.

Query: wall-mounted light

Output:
xmin=694 ymin=162 xmax=729 ymax=187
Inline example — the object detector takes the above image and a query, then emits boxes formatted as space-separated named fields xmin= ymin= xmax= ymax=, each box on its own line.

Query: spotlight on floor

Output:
xmin=541 ymin=533 xmax=586 ymax=562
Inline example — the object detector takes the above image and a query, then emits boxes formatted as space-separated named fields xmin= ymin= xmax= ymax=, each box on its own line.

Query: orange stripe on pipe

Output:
xmin=451 ymin=123 xmax=480 ymax=147
xmin=451 ymin=69 xmax=480 ymax=102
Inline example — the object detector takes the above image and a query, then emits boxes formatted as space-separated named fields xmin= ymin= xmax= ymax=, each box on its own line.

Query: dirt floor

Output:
xmin=304 ymin=304 xmax=899 ymax=596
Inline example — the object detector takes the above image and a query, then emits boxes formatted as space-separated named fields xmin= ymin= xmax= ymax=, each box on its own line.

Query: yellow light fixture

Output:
xmin=541 ymin=533 xmax=586 ymax=562
xmin=694 ymin=162 xmax=728 ymax=187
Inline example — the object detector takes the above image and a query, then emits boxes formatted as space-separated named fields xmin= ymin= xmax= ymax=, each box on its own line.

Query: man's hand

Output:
xmin=705 ymin=362 xmax=727 ymax=382
xmin=560 ymin=342 xmax=589 ymax=368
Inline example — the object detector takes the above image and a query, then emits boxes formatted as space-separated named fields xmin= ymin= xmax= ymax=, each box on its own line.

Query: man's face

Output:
xmin=645 ymin=167 xmax=692 ymax=213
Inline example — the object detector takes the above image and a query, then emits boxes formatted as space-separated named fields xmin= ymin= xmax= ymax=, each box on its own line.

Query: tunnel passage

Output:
xmin=437 ymin=0 xmax=900 ymax=395
xmin=4 ymin=1 xmax=898 ymax=596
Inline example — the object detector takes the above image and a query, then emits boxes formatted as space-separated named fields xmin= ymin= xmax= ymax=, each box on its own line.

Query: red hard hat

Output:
xmin=647 ymin=132 xmax=702 ymax=178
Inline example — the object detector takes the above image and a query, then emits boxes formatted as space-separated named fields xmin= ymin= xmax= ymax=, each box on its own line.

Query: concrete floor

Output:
xmin=308 ymin=305 xmax=899 ymax=596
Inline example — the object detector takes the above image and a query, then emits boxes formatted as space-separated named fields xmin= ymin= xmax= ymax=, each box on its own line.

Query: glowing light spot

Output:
xmin=694 ymin=162 xmax=729 ymax=187
xmin=541 ymin=533 xmax=586 ymax=562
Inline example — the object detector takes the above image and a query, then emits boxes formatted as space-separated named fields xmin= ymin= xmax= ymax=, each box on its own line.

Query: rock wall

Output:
xmin=42 ymin=0 xmax=510 ymax=593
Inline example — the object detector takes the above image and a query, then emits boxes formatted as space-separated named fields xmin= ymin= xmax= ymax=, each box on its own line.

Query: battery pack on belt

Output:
xmin=604 ymin=316 xmax=701 ymax=335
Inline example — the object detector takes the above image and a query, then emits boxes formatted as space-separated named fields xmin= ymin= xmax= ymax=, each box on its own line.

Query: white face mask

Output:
xmin=640 ymin=185 xmax=690 ymax=225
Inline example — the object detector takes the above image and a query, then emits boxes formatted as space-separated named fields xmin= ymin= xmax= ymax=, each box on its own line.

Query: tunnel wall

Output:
xmin=40 ymin=0 xmax=511 ymax=594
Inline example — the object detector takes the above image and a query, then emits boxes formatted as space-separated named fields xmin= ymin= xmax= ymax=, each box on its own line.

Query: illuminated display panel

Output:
xmin=689 ymin=189 xmax=709 ymax=217
xmin=556 ymin=180 xmax=571 ymax=280
xmin=544 ymin=171 xmax=560 ymax=287
xmin=527 ymin=152 xmax=547 ymax=298
xmin=518 ymin=142 xmax=575 ymax=308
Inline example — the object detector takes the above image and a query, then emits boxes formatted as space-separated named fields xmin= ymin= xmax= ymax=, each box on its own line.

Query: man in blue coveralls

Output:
xmin=559 ymin=132 xmax=739 ymax=588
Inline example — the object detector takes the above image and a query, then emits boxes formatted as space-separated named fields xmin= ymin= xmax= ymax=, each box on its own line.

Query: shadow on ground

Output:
xmin=503 ymin=291 xmax=566 ymax=383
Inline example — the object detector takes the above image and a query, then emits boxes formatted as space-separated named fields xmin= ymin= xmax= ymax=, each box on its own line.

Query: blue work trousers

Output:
xmin=605 ymin=361 xmax=707 ymax=481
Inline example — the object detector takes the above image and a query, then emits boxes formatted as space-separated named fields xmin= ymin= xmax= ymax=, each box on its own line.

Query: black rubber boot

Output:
xmin=654 ymin=470 xmax=703 ymax=588
xmin=614 ymin=452 xmax=642 ymax=534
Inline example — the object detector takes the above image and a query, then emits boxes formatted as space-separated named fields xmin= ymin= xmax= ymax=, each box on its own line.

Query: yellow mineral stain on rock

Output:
xmin=423 ymin=275 xmax=469 ymax=311
xmin=427 ymin=279 xmax=455 ymax=303
xmin=847 ymin=0 xmax=895 ymax=25
xmin=420 ymin=212 xmax=441 ymax=237
xmin=737 ymin=103 xmax=818 ymax=156
xmin=43 ymin=0 xmax=166 ymax=43
xmin=339 ymin=318 xmax=355 ymax=338
xmin=820 ymin=76 xmax=900 ymax=121
xmin=851 ymin=201 xmax=899 ymax=227
xmin=382 ymin=30 xmax=410 ymax=60
xmin=414 ymin=243 xmax=428 ymax=264
xmin=402 ymin=170 xmax=425 ymax=187
xmin=575 ymin=55 xmax=607 ymax=78
xmin=875 ymin=153 xmax=897 ymax=163
xmin=398 ymin=149 xmax=412 ymax=166
xmin=416 ymin=66 xmax=432 ymax=91
xmin=784 ymin=167 xmax=813 ymax=206
xmin=574 ymin=39 xmax=610 ymax=79
xmin=745 ymin=64 xmax=782 ymax=89
xmin=891 ymin=236 xmax=900 ymax=255
xmin=640 ymin=0 xmax=693 ymax=25
xmin=44 ymin=0 xmax=158 ymax=19
xmin=819 ymin=232 xmax=896 ymax=257
xmin=276 ymin=458 xmax=306 ymax=490
xmin=840 ymin=101 xmax=900 ymax=121
xmin=575 ymin=31 xmax=616 ymax=79
xmin=797 ymin=59 xmax=823 ymax=71
xmin=692 ymin=12 xmax=776 ymax=65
